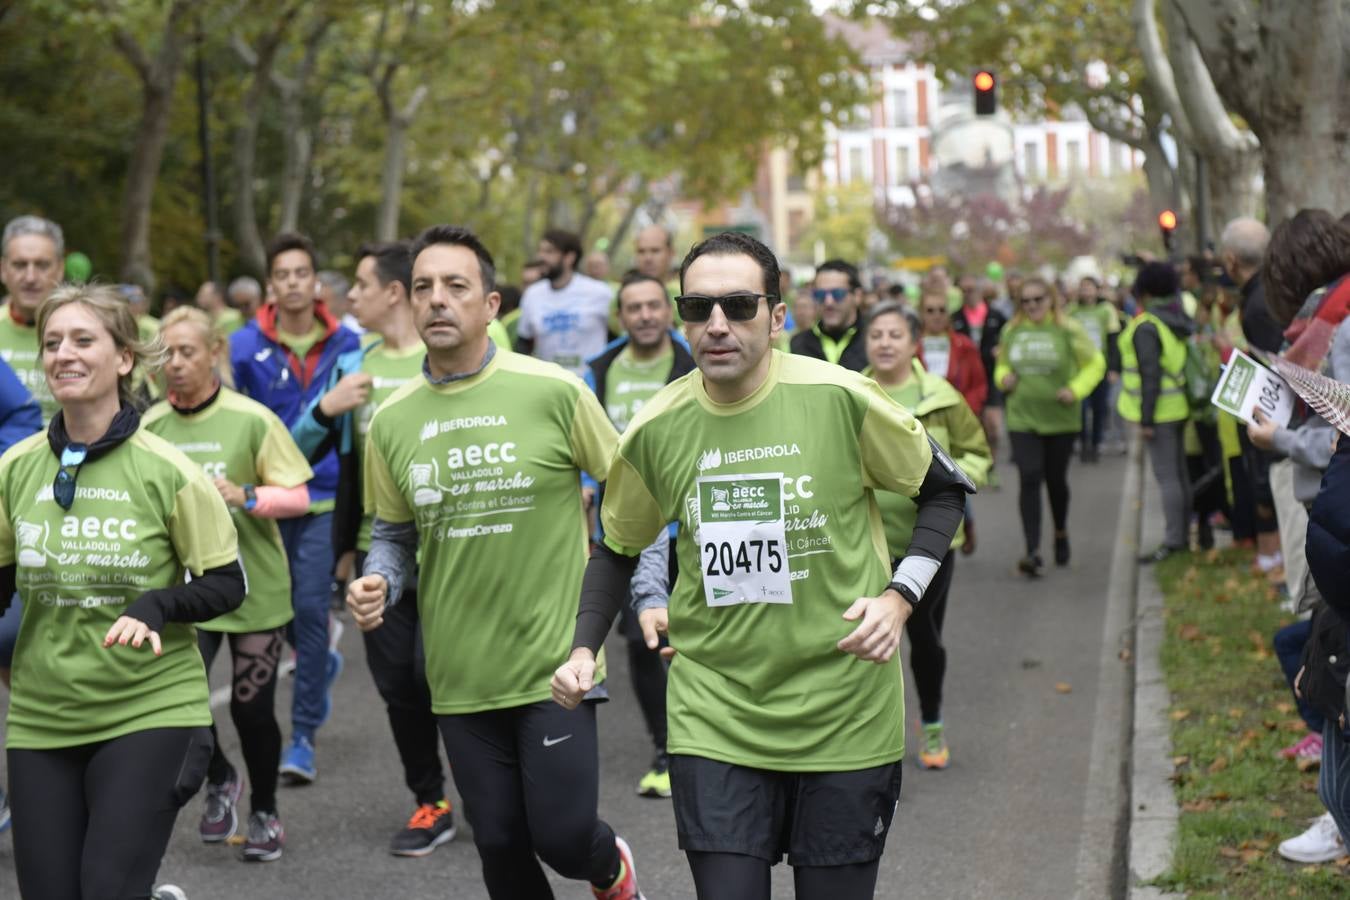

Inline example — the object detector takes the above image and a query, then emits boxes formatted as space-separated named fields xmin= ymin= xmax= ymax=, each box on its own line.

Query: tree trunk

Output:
xmin=376 ymin=119 xmax=408 ymax=241
xmin=277 ymin=128 xmax=311 ymax=233
xmin=1170 ymin=0 xmax=1350 ymax=225
xmin=276 ymin=16 xmax=331 ymax=233
xmin=112 ymin=4 xmax=191 ymax=293
xmin=1260 ymin=126 xmax=1350 ymax=227
xmin=119 ymin=76 xmax=179 ymax=292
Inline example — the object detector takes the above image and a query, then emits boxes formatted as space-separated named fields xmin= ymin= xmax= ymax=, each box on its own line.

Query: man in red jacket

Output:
xmin=918 ymin=291 xmax=987 ymax=416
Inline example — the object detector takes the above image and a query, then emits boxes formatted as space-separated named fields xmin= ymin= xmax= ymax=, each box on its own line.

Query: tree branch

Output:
xmin=1131 ymin=0 xmax=1195 ymax=146
xmin=1162 ymin=0 xmax=1258 ymax=153
xmin=1168 ymin=0 xmax=1260 ymax=116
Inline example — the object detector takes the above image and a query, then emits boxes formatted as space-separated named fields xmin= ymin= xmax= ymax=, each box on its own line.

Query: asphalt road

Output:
xmin=0 ymin=450 xmax=1131 ymax=899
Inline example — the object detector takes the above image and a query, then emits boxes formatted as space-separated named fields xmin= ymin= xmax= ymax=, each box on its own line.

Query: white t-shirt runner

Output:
xmin=517 ymin=273 xmax=614 ymax=377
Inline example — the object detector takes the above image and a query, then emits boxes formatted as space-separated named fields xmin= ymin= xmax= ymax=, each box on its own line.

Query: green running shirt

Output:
xmin=364 ymin=350 xmax=619 ymax=715
xmin=604 ymin=346 xmax=673 ymax=434
xmin=144 ymin=388 xmax=314 ymax=633
xmin=0 ymin=429 xmax=239 ymax=749
xmin=0 ymin=310 xmax=55 ymax=422
xmin=353 ymin=341 xmax=426 ymax=551
xmin=601 ymin=350 xmax=932 ymax=771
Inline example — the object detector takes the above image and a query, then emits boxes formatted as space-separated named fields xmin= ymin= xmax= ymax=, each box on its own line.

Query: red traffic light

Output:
xmin=1158 ymin=210 xmax=1178 ymax=230
xmin=974 ymin=71 xmax=995 ymax=92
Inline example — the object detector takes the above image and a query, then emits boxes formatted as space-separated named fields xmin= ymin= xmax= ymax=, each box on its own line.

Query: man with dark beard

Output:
xmin=515 ymin=228 xmax=614 ymax=377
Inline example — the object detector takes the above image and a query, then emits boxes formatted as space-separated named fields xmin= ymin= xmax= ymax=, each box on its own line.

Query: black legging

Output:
xmin=687 ymin=850 xmax=881 ymax=900
xmin=198 ymin=627 xmax=284 ymax=814
xmin=354 ymin=571 xmax=446 ymax=807
xmin=437 ymin=700 xmax=620 ymax=898
xmin=1009 ymin=431 xmax=1076 ymax=556
xmin=8 ymin=726 xmax=212 ymax=900
xmin=902 ymin=549 xmax=955 ymax=724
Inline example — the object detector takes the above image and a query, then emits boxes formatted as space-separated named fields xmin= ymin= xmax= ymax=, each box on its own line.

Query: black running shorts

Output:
xmin=669 ymin=754 xmax=903 ymax=867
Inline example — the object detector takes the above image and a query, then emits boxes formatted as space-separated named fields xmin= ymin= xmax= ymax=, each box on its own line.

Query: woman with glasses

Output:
xmin=0 ymin=284 xmax=245 ymax=899
xmin=993 ymin=278 xmax=1105 ymax=576
xmin=144 ymin=307 xmax=314 ymax=864
xmin=864 ymin=302 xmax=991 ymax=770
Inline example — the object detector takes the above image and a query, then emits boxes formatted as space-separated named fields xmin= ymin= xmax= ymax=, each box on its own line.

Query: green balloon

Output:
xmin=65 ymin=252 xmax=92 ymax=283
xmin=985 ymin=261 xmax=1004 ymax=282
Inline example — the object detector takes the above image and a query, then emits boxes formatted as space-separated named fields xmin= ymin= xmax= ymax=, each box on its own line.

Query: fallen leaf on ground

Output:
xmin=1240 ymin=848 xmax=1263 ymax=863
xmin=1182 ymin=799 xmax=1214 ymax=812
xmin=1219 ymin=846 xmax=1241 ymax=859
xmin=1172 ymin=755 xmax=1190 ymax=767
xmin=1297 ymin=756 xmax=1322 ymax=772
xmin=1275 ymin=701 xmax=1295 ymax=715
xmin=1208 ymin=756 xmax=1229 ymax=774
xmin=1118 ymin=648 xmax=1133 ymax=662
xmin=1055 ymin=682 xmax=1072 ymax=694
xmin=1180 ymin=623 xmax=1204 ymax=641
xmin=1270 ymin=806 xmax=1287 ymax=819
xmin=1170 ymin=708 xmax=1191 ymax=721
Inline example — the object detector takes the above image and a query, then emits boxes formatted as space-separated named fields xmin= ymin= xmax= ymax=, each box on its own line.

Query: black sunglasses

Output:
xmin=54 ymin=443 xmax=88 ymax=511
xmin=675 ymin=292 xmax=777 ymax=323
xmin=1021 ymin=294 xmax=1049 ymax=305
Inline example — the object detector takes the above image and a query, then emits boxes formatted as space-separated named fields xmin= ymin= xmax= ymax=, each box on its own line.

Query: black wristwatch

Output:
xmin=243 ymin=484 xmax=258 ymax=512
xmin=887 ymin=581 xmax=919 ymax=609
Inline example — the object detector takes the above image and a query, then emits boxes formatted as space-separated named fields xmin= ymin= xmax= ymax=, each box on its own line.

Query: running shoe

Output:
xmin=390 ymin=800 xmax=457 ymax=857
xmin=241 ymin=810 xmax=285 ymax=862
xmin=1054 ymin=533 xmax=1070 ymax=567
xmin=1278 ymin=731 xmax=1324 ymax=765
xmin=918 ymin=722 xmax=950 ymax=770
xmin=592 ymin=835 xmax=645 ymax=900
xmin=279 ymin=735 xmax=316 ymax=785
xmin=199 ymin=768 xmax=243 ymax=842
xmin=152 ymin=886 xmax=188 ymax=900
xmin=1138 ymin=545 xmax=1182 ymax=565
xmin=1016 ymin=554 xmax=1043 ymax=578
xmin=1278 ymin=812 xmax=1346 ymax=863
xmin=0 ymin=785 xmax=10 ymax=834
xmin=636 ymin=752 xmax=671 ymax=798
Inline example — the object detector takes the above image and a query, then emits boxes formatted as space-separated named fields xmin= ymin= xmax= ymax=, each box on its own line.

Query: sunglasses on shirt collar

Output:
xmin=53 ymin=443 xmax=88 ymax=511
xmin=675 ymin=292 xmax=777 ymax=323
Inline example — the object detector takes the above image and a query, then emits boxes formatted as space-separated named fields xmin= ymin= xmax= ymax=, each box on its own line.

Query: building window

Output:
xmin=849 ymin=146 xmax=866 ymax=183
xmin=1023 ymin=141 xmax=1040 ymax=178
xmin=1066 ymin=139 xmax=1082 ymax=174
xmin=890 ymin=89 xmax=911 ymax=127
xmin=895 ymin=146 xmax=911 ymax=184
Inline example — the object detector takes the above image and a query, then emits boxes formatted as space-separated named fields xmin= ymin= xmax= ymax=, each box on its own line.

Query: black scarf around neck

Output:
xmin=47 ymin=404 xmax=142 ymax=464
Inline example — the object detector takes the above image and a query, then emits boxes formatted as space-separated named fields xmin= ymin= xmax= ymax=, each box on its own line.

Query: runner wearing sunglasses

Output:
xmin=554 ymin=232 xmax=971 ymax=900
xmin=993 ymin=277 xmax=1105 ymax=576
xmin=788 ymin=259 xmax=869 ymax=371
xmin=1 ymin=284 xmax=245 ymax=899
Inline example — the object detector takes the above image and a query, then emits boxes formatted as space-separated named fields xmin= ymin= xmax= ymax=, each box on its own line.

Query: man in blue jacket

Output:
xmin=231 ymin=231 xmax=360 ymax=783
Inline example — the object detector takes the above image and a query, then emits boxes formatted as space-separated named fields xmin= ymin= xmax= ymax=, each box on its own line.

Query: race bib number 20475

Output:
xmin=695 ymin=473 xmax=793 ymax=607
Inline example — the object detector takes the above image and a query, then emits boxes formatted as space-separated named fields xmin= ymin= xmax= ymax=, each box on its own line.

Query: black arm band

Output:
xmin=124 ymin=560 xmax=247 ymax=632
xmin=908 ymin=447 xmax=972 ymax=562
xmin=571 ymin=542 xmax=640 ymax=653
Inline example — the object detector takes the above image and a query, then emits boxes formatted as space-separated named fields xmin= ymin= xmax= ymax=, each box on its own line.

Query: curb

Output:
xmin=1074 ymin=442 xmax=1145 ymax=900
xmin=1127 ymin=451 xmax=1184 ymax=899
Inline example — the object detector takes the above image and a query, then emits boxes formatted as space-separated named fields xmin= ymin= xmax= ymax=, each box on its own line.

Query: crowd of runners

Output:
xmin=0 ymin=203 xmax=1348 ymax=899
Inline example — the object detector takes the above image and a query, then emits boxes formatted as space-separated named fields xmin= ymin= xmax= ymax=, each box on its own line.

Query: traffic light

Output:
xmin=1158 ymin=209 xmax=1178 ymax=253
xmin=974 ymin=70 xmax=997 ymax=116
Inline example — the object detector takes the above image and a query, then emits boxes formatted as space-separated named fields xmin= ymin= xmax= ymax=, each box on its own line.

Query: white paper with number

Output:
xmin=694 ymin=473 xmax=793 ymax=607
xmin=1210 ymin=349 xmax=1294 ymax=427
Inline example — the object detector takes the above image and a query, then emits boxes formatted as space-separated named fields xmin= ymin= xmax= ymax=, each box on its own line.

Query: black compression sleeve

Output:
xmin=0 ymin=564 xmax=13 ymax=615
xmin=124 ymin=560 xmax=247 ymax=632
xmin=907 ymin=451 xmax=972 ymax=562
xmin=571 ymin=542 xmax=640 ymax=654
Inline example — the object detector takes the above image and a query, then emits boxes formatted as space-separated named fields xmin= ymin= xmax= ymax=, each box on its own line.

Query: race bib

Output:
xmin=922 ymin=336 xmax=950 ymax=379
xmin=695 ymin=473 xmax=793 ymax=607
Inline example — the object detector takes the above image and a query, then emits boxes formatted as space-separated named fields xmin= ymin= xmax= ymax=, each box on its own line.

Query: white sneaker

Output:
xmin=1278 ymin=812 xmax=1347 ymax=863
